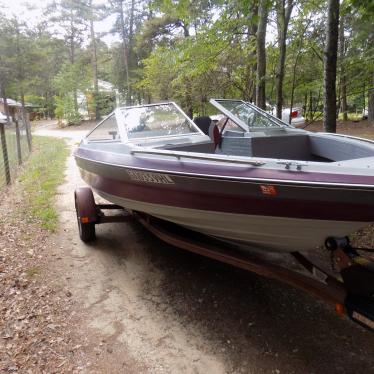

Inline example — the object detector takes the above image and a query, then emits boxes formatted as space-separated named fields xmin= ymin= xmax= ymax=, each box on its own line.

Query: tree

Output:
xmin=275 ymin=0 xmax=294 ymax=119
xmin=0 ymin=17 xmax=35 ymax=149
xmin=88 ymin=0 xmax=100 ymax=119
xmin=108 ymin=0 xmax=146 ymax=104
xmin=256 ymin=0 xmax=268 ymax=109
xmin=54 ymin=62 xmax=91 ymax=124
xmin=323 ymin=0 xmax=340 ymax=133
xmin=338 ymin=14 xmax=347 ymax=121
xmin=47 ymin=0 xmax=88 ymax=115
xmin=137 ymin=0 xmax=216 ymax=117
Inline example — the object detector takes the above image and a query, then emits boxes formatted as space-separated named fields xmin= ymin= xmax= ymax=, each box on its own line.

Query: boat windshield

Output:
xmin=120 ymin=103 xmax=200 ymax=139
xmin=210 ymin=99 xmax=287 ymax=131
xmin=86 ymin=114 xmax=120 ymax=141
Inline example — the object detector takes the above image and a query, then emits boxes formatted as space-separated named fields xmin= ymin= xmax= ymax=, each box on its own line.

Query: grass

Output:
xmin=337 ymin=112 xmax=364 ymax=121
xmin=18 ymin=136 xmax=69 ymax=232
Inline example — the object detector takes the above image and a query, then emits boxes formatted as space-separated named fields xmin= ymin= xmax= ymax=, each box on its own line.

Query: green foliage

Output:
xmin=54 ymin=95 xmax=82 ymax=125
xmin=91 ymin=92 xmax=116 ymax=116
xmin=53 ymin=62 xmax=91 ymax=124
xmin=54 ymin=62 xmax=91 ymax=95
xmin=0 ymin=0 xmax=373 ymax=122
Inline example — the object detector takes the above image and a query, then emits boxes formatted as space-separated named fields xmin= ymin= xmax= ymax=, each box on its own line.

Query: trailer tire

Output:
xmin=78 ymin=220 xmax=96 ymax=242
xmin=74 ymin=188 xmax=97 ymax=242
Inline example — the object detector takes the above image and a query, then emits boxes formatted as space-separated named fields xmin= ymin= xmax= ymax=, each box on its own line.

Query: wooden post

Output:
xmin=20 ymin=91 xmax=32 ymax=152
xmin=15 ymin=119 xmax=22 ymax=165
xmin=0 ymin=122 xmax=11 ymax=185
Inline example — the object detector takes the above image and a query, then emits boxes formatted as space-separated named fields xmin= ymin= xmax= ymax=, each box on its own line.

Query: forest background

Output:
xmin=0 ymin=0 xmax=373 ymax=131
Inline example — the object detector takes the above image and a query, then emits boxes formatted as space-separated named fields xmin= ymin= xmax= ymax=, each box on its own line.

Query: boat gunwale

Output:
xmin=74 ymin=149 xmax=374 ymax=191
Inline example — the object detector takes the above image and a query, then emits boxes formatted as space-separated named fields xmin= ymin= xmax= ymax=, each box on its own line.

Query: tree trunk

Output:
xmin=368 ymin=71 xmax=374 ymax=122
xmin=275 ymin=0 xmax=293 ymax=119
xmin=256 ymin=0 xmax=268 ymax=109
xmin=14 ymin=21 xmax=32 ymax=150
xmin=182 ymin=23 xmax=193 ymax=118
xmin=128 ymin=0 xmax=136 ymax=67
xmin=250 ymin=3 xmax=258 ymax=103
xmin=119 ymin=0 xmax=131 ymax=105
xmin=68 ymin=14 xmax=79 ymax=115
xmin=369 ymin=88 xmax=374 ymax=122
xmin=323 ymin=0 xmax=340 ymax=133
xmin=289 ymin=54 xmax=300 ymax=124
xmin=0 ymin=81 xmax=10 ymax=122
xmin=339 ymin=16 xmax=347 ymax=121
xmin=2 ymin=93 xmax=10 ymax=123
xmin=89 ymin=0 xmax=100 ymax=120
xmin=289 ymin=31 xmax=307 ymax=123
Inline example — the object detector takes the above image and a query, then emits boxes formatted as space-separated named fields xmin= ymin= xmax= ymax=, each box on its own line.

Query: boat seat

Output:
xmin=193 ymin=116 xmax=212 ymax=135
xmin=251 ymin=134 xmax=311 ymax=160
xmin=309 ymin=134 xmax=374 ymax=161
xmin=217 ymin=133 xmax=312 ymax=160
xmin=216 ymin=136 xmax=253 ymax=156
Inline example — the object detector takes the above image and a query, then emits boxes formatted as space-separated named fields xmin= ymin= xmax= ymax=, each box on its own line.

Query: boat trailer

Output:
xmin=74 ymin=187 xmax=374 ymax=332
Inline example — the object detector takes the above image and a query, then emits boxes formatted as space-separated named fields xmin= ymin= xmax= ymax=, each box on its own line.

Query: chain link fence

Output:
xmin=0 ymin=121 xmax=31 ymax=190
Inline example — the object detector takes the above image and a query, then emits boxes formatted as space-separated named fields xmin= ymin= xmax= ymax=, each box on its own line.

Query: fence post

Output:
xmin=15 ymin=119 xmax=22 ymax=165
xmin=0 ymin=122 xmax=11 ymax=185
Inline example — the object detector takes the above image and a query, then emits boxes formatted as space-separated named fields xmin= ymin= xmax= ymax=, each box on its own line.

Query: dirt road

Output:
xmin=35 ymin=121 xmax=374 ymax=373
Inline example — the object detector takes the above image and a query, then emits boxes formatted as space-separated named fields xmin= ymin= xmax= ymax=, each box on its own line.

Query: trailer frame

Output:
xmin=74 ymin=187 xmax=374 ymax=331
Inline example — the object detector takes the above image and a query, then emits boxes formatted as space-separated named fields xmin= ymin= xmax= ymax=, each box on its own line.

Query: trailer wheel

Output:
xmin=77 ymin=218 xmax=96 ymax=242
xmin=74 ymin=188 xmax=97 ymax=242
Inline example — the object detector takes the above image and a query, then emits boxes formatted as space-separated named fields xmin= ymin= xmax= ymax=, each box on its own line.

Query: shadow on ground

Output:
xmin=86 ymin=220 xmax=374 ymax=374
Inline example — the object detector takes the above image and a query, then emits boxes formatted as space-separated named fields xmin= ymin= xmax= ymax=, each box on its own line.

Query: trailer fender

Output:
xmin=74 ymin=187 xmax=98 ymax=224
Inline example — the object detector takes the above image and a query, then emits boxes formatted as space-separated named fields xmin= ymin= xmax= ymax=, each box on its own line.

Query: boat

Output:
xmin=74 ymin=99 xmax=374 ymax=252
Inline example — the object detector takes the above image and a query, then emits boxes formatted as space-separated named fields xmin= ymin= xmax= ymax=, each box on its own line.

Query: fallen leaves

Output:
xmin=0 ymin=193 xmax=84 ymax=373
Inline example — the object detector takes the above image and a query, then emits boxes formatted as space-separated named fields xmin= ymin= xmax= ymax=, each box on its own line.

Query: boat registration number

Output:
xmin=127 ymin=170 xmax=175 ymax=184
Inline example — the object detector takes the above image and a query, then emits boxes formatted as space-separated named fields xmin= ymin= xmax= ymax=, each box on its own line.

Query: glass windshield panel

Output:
xmin=86 ymin=114 xmax=120 ymax=141
xmin=215 ymin=117 xmax=245 ymax=134
xmin=122 ymin=104 xmax=199 ymax=139
xmin=216 ymin=100 xmax=281 ymax=128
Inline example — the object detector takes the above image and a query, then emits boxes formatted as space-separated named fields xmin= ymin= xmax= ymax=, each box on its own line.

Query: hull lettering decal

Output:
xmin=127 ymin=170 xmax=175 ymax=184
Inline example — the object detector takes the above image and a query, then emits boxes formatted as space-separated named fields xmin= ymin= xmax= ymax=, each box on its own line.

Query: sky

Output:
xmin=0 ymin=0 xmax=119 ymax=45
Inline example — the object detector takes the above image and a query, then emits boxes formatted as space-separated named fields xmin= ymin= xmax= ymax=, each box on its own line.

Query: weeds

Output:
xmin=19 ymin=136 xmax=69 ymax=232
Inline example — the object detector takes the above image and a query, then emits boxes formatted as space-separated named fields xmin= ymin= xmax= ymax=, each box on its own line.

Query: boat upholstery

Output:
xmin=217 ymin=133 xmax=311 ymax=160
xmin=217 ymin=132 xmax=374 ymax=162
xmin=309 ymin=135 xmax=374 ymax=161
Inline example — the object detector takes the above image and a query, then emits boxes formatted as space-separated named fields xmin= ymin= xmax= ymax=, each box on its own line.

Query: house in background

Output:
xmin=0 ymin=98 xmax=38 ymax=123
xmin=78 ymin=80 xmax=121 ymax=120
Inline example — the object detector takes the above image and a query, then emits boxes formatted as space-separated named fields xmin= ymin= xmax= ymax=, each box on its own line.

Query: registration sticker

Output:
xmin=127 ymin=170 xmax=174 ymax=184
xmin=260 ymin=185 xmax=277 ymax=196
